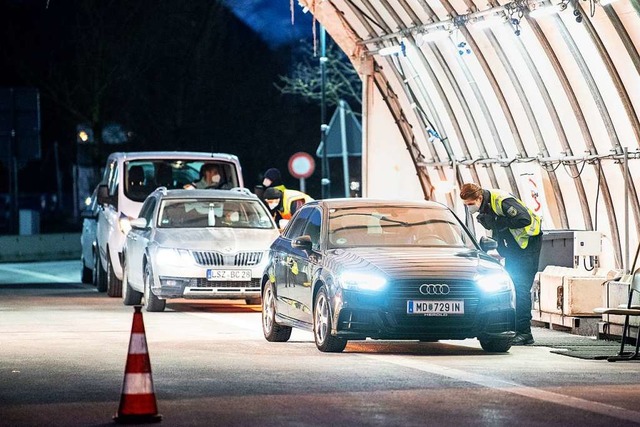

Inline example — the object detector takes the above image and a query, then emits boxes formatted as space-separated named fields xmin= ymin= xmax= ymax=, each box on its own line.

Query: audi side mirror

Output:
xmin=479 ymin=236 xmax=498 ymax=252
xmin=292 ymin=235 xmax=313 ymax=252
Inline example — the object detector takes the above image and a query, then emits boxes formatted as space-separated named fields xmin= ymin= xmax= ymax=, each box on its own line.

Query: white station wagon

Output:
xmin=122 ymin=188 xmax=279 ymax=312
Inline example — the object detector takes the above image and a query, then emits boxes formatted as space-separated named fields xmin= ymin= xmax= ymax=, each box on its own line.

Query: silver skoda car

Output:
xmin=122 ymin=188 xmax=279 ymax=312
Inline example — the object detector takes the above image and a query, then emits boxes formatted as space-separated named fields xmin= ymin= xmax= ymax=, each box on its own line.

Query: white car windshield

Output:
xmin=158 ymin=199 xmax=274 ymax=229
xmin=328 ymin=205 xmax=475 ymax=249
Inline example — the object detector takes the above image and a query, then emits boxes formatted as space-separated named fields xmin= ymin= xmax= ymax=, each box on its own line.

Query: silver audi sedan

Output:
xmin=122 ymin=188 xmax=280 ymax=311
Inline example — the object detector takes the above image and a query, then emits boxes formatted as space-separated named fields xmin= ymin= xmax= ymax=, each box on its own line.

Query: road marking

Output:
xmin=362 ymin=354 xmax=640 ymax=424
xmin=0 ymin=265 xmax=72 ymax=283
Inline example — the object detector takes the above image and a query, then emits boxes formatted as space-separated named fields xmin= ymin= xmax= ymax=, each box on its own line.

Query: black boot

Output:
xmin=512 ymin=333 xmax=534 ymax=345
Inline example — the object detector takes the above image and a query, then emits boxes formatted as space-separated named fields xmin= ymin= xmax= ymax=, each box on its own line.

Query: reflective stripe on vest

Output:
xmin=281 ymin=189 xmax=314 ymax=220
xmin=489 ymin=190 xmax=541 ymax=249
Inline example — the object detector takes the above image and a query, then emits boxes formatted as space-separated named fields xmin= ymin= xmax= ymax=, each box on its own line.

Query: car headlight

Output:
xmin=475 ymin=271 xmax=514 ymax=293
xmin=155 ymin=247 xmax=195 ymax=267
xmin=339 ymin=272 xmax=387 ymax=291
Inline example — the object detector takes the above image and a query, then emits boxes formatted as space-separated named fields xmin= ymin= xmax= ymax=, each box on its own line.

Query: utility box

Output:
xmin=538 ymin=230 xmax=602 ymax=270
xmin=573 ymin=230 xmax=602 ymax=256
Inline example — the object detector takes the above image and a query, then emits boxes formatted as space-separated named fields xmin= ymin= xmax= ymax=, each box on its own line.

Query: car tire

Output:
xmin=122 ymin=258 xmax=142 ymax=306
xmin=262 ymin=281 xmax=291 ymax=342
xmin=81 ymin=260 xmax=92 ymax=284
xmin=479 ymin=337 xmax=512 ymax=353
xmin=314 ymin=286 xmax=347 ymax=353
xmin=144 ymin=263 xmax=165 ymax=312
xmin=95 ymin=252 xmax=107 ymax=293
xmin=245 ymin=297 xmax=261 ymax=305
xmin=106 ymin=252 xmax=123 ymax=298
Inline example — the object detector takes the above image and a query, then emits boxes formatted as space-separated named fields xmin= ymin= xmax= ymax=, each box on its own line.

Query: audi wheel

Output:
xmin=262 ymin=281 xmax=291 ymax=342
xmin=314 ymin=286 xmax=347 ymax=353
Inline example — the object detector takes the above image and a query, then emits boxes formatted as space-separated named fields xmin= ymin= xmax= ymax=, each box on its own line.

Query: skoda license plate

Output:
xmin=207 ymin=269 xmax=251 ymax=281
xmin=407 ymin=300 xmax=464 ymax=316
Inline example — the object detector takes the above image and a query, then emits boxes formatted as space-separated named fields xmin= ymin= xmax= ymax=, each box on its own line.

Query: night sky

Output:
xmin=224 ymin=0 xmax=315 ymax=48
xmin=0 ymin=0 xmax=325 ymax=231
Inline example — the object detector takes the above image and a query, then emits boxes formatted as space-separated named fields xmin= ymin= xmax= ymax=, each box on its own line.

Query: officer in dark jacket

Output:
xmin=460 ymin=183 xmax=543 ymax=345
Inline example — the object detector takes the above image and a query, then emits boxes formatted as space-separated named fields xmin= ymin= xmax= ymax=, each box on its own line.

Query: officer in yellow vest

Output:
xmin=263 ymin=186 xmax=313 ymax=228
xmin=460 ymin=183 xmax=542 ymax=346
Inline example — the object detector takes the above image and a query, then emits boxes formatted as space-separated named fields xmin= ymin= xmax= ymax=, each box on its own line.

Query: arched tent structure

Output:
xmin=297 ymin=0 xmax=639 ymax=273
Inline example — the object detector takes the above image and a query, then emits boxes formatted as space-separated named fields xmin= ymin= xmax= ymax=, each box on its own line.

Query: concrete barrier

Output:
xmin=0 ymin=233 xmax=81 ymax=263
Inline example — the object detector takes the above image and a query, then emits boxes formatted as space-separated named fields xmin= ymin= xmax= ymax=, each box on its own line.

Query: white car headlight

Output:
xmin=339 ymin=272 xmax=387 ymax=292
xmin=155 ymin=247 xmax=195 ymax=267
xmin=475 ymin=271 xmax=514 ymax=293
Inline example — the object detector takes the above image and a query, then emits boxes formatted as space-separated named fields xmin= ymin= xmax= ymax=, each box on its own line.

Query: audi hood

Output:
xmin=327 ymin=246 xmax=504 ymax=280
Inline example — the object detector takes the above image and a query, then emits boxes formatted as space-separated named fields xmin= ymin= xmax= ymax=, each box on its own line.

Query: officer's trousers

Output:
xmin=502 ymin=233 xmax=542 ymax=334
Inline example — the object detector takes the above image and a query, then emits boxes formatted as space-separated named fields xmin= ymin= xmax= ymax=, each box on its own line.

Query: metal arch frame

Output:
xmin=399 ymin=1 xmax=488 ymax=191
xmin=364 ymin=0 xmax=449 ymax=179
xmin=413 ymin=0 xmax=504 ymax=190
xmin=391 ymin=49 xmax=459 ymax=208
xmin=343 ymin=0 xmax=435 ymax=199
xmin=375 ymin=1 xmax=461 ymax=208
xmin=577 ymin=2 xmax=640 ymax=240
xmin=312 ymin=0 xmax=637 ymax=267
xmin=440 ymin=0 xmax=523 ymax=199
xmin=482 ymin=28 xmax=569 ymax=228
xmin=516 ymin=18 xmax=592 ymax=228
xmin=371 ymin=68 xmax=435 ymax=199
xmin=551 ymin=12 xmax=622 ymax=266
xmin=525 ymin=18 xmax=596 ymax=231
xmin=602 ymin=6 xmax=640 ymax=77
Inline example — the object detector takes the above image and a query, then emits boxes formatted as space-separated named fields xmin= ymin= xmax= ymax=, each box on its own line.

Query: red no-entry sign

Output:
xmin=288 ymin=152 xmax=315 ymax=179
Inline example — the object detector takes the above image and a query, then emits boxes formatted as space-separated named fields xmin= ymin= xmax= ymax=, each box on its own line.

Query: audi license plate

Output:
xmin=407 ymin=300 xmax=464 ymax=316
xmin=206 ymin=269 xmax=251 ymax=281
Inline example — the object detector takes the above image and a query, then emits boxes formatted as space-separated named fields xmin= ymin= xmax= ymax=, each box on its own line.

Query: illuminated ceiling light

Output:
xmin=470 ymin=13 xmax=506 ymax=29
xmin=377 ymin=40 xmax=406 ymax=56
xmin=416 ymin=29 xmax=450 ymax=44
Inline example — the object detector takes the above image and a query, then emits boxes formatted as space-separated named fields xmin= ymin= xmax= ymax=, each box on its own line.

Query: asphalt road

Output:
xmin=1 ymin=261 xmax=639 ymax=426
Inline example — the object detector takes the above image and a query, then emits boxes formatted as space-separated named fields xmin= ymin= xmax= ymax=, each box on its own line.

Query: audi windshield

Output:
xmin=327 ymin=205 xmax=476 ymax=249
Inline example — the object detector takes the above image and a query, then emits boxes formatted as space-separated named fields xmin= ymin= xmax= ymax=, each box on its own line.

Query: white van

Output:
xmin=95 ymin=151 xmax=243 ymax=297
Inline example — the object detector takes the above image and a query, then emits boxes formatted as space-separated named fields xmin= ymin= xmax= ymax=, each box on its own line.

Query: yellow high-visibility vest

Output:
xmin=489 ymin=190 xmax=541 ymax=249
xmin=281 ymin=189 xmax=313 ymax=220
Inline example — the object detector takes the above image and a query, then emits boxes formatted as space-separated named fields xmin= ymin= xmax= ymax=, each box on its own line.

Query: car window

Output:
xmin=124 ymin=160 xmax=241 ymax=203
xmin=283 ymin=206 xmax=313 ymax=239
xmin=158 ymin=198 xmax=274 ymax=229
xmin=301 ymin=208 xmax=322 ymax=250
xmin=328 ymin=205 xmax=475 ymax=249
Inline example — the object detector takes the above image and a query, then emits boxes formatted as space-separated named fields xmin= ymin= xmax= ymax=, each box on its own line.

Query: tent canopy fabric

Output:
xmin=297 ymin=0 xmax=640 ymax=272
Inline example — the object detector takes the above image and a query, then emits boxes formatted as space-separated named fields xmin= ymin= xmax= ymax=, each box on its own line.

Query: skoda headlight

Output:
xmin=475 ymin=271 xmax=514 ymax=293
xmin=339 ymin=272 xmax=387 ymax=292
xmin=155 ymin=247 xmax=194 ymax=267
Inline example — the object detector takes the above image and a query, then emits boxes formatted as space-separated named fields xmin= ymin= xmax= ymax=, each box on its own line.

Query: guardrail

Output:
xmin=0 ymin=233 xmax=81 ymax=263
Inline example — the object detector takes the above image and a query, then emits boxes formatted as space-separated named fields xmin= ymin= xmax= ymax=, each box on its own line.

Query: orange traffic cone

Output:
xmin=114 ymin=305 xmax=162 ymax=424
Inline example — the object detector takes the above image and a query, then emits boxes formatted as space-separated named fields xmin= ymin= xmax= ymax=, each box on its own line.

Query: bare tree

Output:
xmin=275 ymin=38 xmax=361 ymax=111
